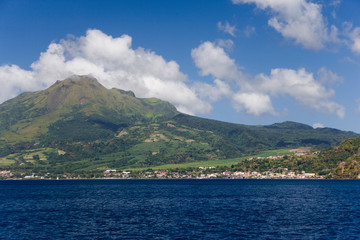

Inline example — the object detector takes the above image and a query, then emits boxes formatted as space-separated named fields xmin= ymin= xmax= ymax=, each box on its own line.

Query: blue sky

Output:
xmin=0 ymin=0 xmax=359 ymax=132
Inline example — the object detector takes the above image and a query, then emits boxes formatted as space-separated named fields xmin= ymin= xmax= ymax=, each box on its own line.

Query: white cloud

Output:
xmin=193 ymin=79 xmax=232 ymax=102
xmin=0 ymin=65 xmax=36 ymax=102
xmin=349 ymin=27 xmax=360 ymax=54
xmin=330 ymin=0 xmax=341 ymax=19
xmin=0 ymin=29 xmax=211 ymax=115
xmin=256 ymin=68 xmax=345 ymax=118
xmin=217 ymin=21 xmax=237 ymax=37
xmin=191 ymin=41 xmax=243 ymax=82
xmin=317 ymin=67 xmax=343 ymax=84
xmin=0 ymin=30 xmax=347 ymax=120
xmin=232 ymin=0 xmax=330 ymax=50
xmin=330 ymin=0 xmax=341 ymax=7
xmin=329 ymin=25 xmax=340 ymax=43
xmin=191 ymin=40 xmax=345 ymax=118
xmin=313 ymin=123 xmax=325 ymax=129
xmin=215 ymin=39 xmax=234 ymax=51
xmin=232 ymin=92 xmax=275 ymax=115
xmin=342 ymin=22 xmax=360 ymax=55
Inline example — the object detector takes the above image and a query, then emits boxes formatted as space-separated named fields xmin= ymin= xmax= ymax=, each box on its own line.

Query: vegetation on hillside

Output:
xmin=222 ymin=137 xmax=360 ymax=179
xmin=0 ymin=75 xmax=358 ymax=178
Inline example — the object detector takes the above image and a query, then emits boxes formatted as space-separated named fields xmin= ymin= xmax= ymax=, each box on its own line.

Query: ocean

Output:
xmin=1 ymin=179 xmax=359 ymax=239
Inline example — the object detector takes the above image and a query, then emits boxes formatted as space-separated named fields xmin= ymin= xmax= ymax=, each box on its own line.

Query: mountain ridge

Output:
xmin=0 ymin=75 xmax=358 ymax=176
xmin=0 ymin=75 xmax=178 ymax=143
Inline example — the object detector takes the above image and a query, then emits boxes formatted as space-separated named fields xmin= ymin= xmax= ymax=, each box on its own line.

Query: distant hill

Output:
xmin=233 ymin=137 xmax=360 ymax=179
xmin=0 ymin=75 xmax=358 ymax=176
xmin=320 ymin=137 xmax=360 ymax=178
xmin=173 ymin=114 xmax=357 ymax=150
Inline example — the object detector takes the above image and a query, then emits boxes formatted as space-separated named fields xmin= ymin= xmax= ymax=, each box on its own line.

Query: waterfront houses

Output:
xmin=102 ymin=168 xmax=323 ymax=179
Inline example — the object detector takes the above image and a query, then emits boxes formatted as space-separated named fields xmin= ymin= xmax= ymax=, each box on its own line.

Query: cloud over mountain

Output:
xmin=0 ymin=29 xmax=211 ymax=115
xmin=0 ymin=29 xmax=346 ymax=119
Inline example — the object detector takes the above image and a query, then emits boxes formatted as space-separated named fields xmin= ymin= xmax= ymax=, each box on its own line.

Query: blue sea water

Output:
xmin=0 ymin=179 xmax=360 ymax=240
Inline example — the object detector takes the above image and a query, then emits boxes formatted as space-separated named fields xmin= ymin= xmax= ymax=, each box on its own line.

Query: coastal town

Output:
xmin=1 ymin=167 xmax=322 ymax=180
xmin=0 ymin=149 xmax=324 ymax=180
xmin=103 ymin=167 xmax=322 ymax=179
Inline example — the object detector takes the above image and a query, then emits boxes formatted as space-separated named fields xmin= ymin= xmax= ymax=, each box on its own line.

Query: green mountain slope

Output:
xmin=232 ymin=137 xmax=360 ymax=179
xmin=321 ymin=137 xmax=360 ymax=178
xmin=0 ymin=75 xmax=177 ymax=143
xmin=0 ymin=75 xmax=358 ymax=177
xmin=173 ymin=114 xmax=357 ymax=150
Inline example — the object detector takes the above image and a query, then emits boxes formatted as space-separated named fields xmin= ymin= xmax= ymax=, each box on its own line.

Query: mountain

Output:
xmin=0 ymin=76 xmax=358 ymax=177
xmin=0 ymin=75 xmax=177 ymax=143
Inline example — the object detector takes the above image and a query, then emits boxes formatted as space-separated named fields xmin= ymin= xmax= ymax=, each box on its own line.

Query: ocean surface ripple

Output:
xmin=1 ymin=179 xmax=360 ymax=239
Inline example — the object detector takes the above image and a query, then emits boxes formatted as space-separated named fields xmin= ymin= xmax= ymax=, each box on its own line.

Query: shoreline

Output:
xmin=1 ymin=177 xmax=357 ymax=181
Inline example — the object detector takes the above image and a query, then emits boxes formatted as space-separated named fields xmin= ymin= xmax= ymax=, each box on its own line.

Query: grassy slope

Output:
xmin=0 ymin=76 xmax=178 ymax=143
xmin=0 ymin=159 xmax=15 ymax=167
xmin=125 ymin=149 xmax=295 ymax=171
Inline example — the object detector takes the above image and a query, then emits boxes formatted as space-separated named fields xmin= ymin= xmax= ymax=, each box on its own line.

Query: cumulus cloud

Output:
xmin=191 ymin=40 xmax=345 ymax=118
xmin=256 ymin=68 xmax=345 ymax=118
xmin=342 ymin=22 xmax=360 ymax=55
xmin=313 ymin=123 xmax=325 ymax=129
xmin=193 ymin=79 xmax=232 ymax=102
xmin=0 ymin=29 xmax=347 ymax=119
xmin=232 ymin=0 xmax=331 ymax=50
xmin=348 ymin=27 xmax=360 ymax=54
xmin=217 ymin=21 xmax=237 ymax=37
xmin=232 ymin=92 xmax=275 ymax=115
xmin=0 ymin=29 xmax=211 ymax=115
xmin=191 ymin=41 xmax=243 ymax=82
xmin=0 ymin=65 xmax=36 ymax=101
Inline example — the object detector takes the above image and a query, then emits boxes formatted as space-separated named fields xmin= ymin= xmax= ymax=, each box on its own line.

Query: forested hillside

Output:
xmin=0 ymin=76 xmax=358 ymax=177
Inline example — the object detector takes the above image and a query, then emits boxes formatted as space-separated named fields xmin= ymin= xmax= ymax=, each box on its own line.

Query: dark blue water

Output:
xmin=0 ymin=180 xmax=360 ymax=239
